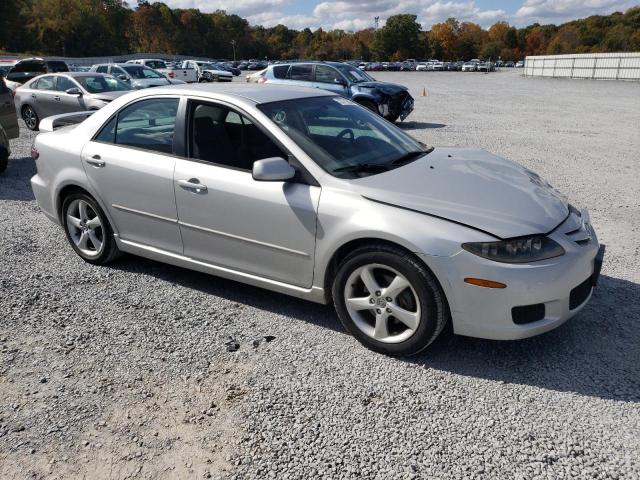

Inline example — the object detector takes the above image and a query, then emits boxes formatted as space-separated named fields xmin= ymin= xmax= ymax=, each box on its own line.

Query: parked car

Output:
xmin=179 ymin=60 xmax=233 ymax=83
xmin=126 ymin=59 xmax=176 ymax=79
xmin=2 ymin=58 xmax=68 ymax=90
xmin=262 ymin=61 xmax=414 ymax=122
xmin=431 ymin=61 xmax=444 ymax=71
xmin=515 ymin=60 xmax=525 ymax=68
xmin=90 ymin=63 xmax=185 ymax=89
xmin=462 ymin=61 xmax=477 ymax=72
xmin=14 ymin=72 xmax=133 ymax=131
xmin=504 ymin=61 xmax=515 ymax=68
xmin=30 ymin=84 xmax=604 ymax=356
xmin=168 ymin=63 xmax=198 ymax=83
xmin=415 ymin=63 xmax=429 ymax=71
xmin=0 ymin=74 xmax=19 ymax=173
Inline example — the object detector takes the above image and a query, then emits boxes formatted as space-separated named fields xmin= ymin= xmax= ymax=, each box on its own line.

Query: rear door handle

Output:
xmin=178 ymin=178 xmax=207 ymax=193
xmin=54 ymin=96 xmax=61 ymax=101
xmin=31 ymin=94 xmax=36 ymax=98
xmin=84 ymin=154 xmax=105 ymax=168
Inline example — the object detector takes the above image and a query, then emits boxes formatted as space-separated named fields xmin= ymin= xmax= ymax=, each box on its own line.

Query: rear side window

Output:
xmin=35 ymin=76 xmax=56 ymax=90
xmin=95 ymin=66 xmax=108 ymax=73
xmin=95 ymin=98 xmax=179 ymax=154
xmin=47 ymin=61 xmax=69 ymax=73
xmin=272 ymin=65 xmax=289 ymax=79
xmin=288 ymin=64 xmax=312 ymax=81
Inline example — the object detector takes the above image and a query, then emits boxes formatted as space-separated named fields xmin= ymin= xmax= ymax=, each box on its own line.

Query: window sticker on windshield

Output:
xmin=333 ymin=97 xmax=353 ymax=106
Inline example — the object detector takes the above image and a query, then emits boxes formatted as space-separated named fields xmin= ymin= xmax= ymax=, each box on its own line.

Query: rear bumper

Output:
xmin=31 ymin=173 xmax=59 ymax=224
xmin=420 ymin=215 xmax=603 ymax=340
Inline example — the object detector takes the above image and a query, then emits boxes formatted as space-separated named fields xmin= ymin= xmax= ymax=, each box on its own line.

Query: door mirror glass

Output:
xmin=252 ymin=157 xmax=296 ymax=182
xmin=334 ymin=77 xmax=347 ymax=86
xmin=65 ymin=87 xmax=81 ymax=95
xmin=118 ymin=75 xmax=129 ymax=81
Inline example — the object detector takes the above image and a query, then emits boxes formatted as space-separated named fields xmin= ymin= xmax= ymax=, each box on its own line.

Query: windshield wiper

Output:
xmin=333 ymin=163 xmax=389 ymax=173
xmin=390 ymin=147 xmax=434 ymax=166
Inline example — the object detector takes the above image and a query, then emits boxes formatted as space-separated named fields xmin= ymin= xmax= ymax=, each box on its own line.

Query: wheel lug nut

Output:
xmin=369 ymin=298 xmax=375 ymax=304
xmin=386 ymin=307 xmax=392 ymax=313
xmin=375 ymin=291 xmax=381 ymax=296
xmin=376 ymin=309 xmax=381 ymax=314
xmin=385 ymin=297 xmax=392 ymax=302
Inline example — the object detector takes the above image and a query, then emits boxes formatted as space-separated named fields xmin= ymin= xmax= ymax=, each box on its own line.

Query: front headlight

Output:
xmin=462 ymin=236 xmax=565 ymax=263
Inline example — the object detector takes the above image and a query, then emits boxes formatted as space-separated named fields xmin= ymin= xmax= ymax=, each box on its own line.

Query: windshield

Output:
xmin=334 ymin=64 xmax=373 ymax=83
xmin=122 ymin=65 xmax=163 ymax=79
xmin=258 ymin=96 xmax=430 ymax=179
xmin=78 ymin=75 xmax=132 ymax=93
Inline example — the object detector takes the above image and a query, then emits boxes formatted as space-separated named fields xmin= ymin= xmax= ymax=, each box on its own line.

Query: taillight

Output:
xmin=168 ymin=71 xmax=175 ymax=78
xmin=31 ymin=146 xmax=39 ymax=160
xmin=258 ymin=76 xmax=267 ymax=84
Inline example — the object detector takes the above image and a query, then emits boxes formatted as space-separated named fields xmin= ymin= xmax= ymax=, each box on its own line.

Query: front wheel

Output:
xmin=62 ymin=193 xmax=120 ymax=264
xmin=332 ymin=245 xmax=448 ymax=356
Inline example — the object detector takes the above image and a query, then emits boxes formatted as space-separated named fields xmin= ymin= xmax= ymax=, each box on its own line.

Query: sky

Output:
xmin=161 ymin=0 xmax=639 ymax=30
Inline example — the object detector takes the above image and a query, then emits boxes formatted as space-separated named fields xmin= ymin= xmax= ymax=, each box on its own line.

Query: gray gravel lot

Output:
xmin=1 ymin=69 xmax=639 ymax=479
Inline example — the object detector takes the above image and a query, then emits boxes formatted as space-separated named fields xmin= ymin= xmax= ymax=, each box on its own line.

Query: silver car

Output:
xmin=0 ymin=73 xmax=19 ymax=172
xmin=30 ymin=84 xmax=603 ymax=356
xmin=14 ymin=72 xmax=132 ymax=131
xmin=89 ymin=63 xmax=185 ymax=89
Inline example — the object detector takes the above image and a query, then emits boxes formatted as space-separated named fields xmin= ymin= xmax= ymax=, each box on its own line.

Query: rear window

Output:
xmin=272 ymin=65 xmax=289 ymax=79
xmin=11 ymin=60 xmax=46 ymax=73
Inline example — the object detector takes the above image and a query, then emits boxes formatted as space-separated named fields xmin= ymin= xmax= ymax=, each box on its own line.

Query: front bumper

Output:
xmin=422 ymin=212 xmax=603 ymax=340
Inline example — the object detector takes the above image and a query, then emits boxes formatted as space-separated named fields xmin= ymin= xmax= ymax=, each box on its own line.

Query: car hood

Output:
xmin=132 ymin=78 xmax=172 ymax=87
xmin=351 ymin=147 xmax=569 ymax=239
xmin=352 ymin=81 xmax=407 ymax=95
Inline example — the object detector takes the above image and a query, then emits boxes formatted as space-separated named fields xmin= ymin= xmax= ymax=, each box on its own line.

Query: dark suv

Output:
xmin=262 ymin=61 xmax=414 ymax=122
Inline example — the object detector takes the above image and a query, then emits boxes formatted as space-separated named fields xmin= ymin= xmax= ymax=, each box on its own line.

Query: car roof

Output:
xmin=133 ymin=83 xmax=334 ymax=105
xmin=50 ymin=72 xmax=110 ymax=78
xmin=270 ymin=61 xmax=349 ymax=68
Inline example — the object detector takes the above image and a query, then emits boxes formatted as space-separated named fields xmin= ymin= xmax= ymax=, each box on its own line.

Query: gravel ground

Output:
xmin=1 ymin=69 xmax=639 ymax=479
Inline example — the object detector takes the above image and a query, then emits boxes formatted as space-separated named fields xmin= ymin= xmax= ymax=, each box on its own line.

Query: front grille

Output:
xmin=512 ymin=303 xmax=546 ymax=324
xmin=569 ymin=278 xmax=592 ymax=310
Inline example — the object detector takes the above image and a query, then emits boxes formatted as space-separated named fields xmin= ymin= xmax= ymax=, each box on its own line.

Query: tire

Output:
xmin=332 ymin=244 xmax=448 ymax=356
xmin=384 ymin=113 xmax=400 ymax=123
xmin=61 ymin=192 xmax=120 ymax=265
xmin=0 ymin=146 xmax=8 ymax=174
xmin=22 ymin=105 xmax=39 ymax=131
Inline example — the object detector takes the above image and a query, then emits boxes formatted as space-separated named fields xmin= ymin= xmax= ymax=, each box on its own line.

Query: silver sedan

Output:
xmin=29 ymin=84 xmax=603 ymax=355
xmin=14 ymin=72 xmax=132 ymax=131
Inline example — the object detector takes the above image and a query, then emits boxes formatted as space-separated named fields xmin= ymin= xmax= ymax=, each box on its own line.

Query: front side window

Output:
xmin=189 ymin=101 xmax=285 ymax=171
xmin=109 ymin=98 xmax=179 ymax=154
xmin=34 ymin=75 xmax=56 ymax=90
xmin=334 ymin=64 xmax=374 ymax=83
xmin=289 ymin=64 xmax=313 ymax=82
xmin=315 ymin=65 xmax=342 ymax=84
xmin=95 ymin=65 xmax=108 ymax=74
xmin=258 ymin=96 xmax=429 ymax=179
xmin=55 ymin=76 xmax=77 ymax=92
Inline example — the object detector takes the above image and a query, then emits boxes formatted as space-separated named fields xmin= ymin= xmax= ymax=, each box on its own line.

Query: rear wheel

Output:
xmin=22 ymin=105 xmax=39 ymax=131
xmin=62 ymin=193 xmax=120 ymax=264
xmin=332 ymin=244 xmax=448 ymax=356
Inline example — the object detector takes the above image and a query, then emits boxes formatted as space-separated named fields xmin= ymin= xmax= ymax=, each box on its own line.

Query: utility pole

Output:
xmin=374 ymin=16 xmax=379 ymax=29
xmin=230 ymin=40 xmax=237 ymax=62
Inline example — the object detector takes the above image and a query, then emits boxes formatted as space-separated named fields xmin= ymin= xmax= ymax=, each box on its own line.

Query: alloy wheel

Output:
xmin=23 ymin=107 xmax=37 ymax=129
xmin=343 ymin=263 xmax=421 ymax=343
xmin=65 ymin=199 xmax=104 ymax=257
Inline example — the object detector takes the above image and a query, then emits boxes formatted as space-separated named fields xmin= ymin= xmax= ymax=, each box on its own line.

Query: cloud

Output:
xmin=514 ymin=0 xmax=636 ymax=24
xmin=161 ymin=0 xmax=638 ymax=30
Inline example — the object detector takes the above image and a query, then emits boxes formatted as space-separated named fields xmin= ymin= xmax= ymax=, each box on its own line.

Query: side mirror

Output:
xmin=118 ymin=75 xmax=128 ymax=81
xmin=65 ymin=87 xmax=81 ymax=95
xmin=334 ymin=77 xmax=347 ymax=86
xmin=252 ymin=157 xmax=296 ymax=182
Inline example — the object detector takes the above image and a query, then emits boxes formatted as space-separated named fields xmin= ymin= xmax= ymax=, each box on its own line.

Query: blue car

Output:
xmin=262 ymin=61 xmax=414 ymax=122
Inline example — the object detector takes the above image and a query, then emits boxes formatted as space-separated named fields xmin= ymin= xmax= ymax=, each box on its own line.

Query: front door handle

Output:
xmin=54 ymin=96 xmax=61 ymax=101
xmin=84 ymin=154 xmax=105 ymax=167
xmin=178 ymin=178 xmax=207 ymax=193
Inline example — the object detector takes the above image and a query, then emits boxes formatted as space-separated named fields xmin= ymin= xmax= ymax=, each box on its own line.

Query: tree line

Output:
xmin=1 ymin=1 xmax=639 ymax=61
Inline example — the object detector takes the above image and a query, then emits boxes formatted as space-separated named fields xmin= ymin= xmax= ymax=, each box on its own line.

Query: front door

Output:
xmin=313 ymin=65 xmax=349 ymax=97
xmin=174 ymin=100 xmax=320 ymax=287
xmin=81 ymin=97 xmax=183 ymax=253
xmin=54 ymin=75 xmax=83 ymax=114
xmin=0 ymin=78 xmax=18 ymax=138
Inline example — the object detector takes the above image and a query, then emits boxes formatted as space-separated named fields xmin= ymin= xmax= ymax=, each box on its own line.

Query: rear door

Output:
xmin=81 ymin=96 xmax=183 ymax=253
xmin=30 ymin=75 xmax=59 ymax=118
xmin=286 ymin=64 xmax=313 ymax=87
xmin=0 ymin=78 xmax=18 ymax=139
